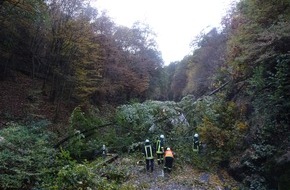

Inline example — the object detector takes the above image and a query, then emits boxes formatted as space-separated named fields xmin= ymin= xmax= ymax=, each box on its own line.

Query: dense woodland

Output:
xmin=0 ymin=0 xmax=289 ymax=189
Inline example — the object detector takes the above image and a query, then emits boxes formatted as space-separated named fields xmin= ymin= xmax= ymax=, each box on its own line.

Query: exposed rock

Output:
xmin=199 ymin=173 xmax=210 ymax=183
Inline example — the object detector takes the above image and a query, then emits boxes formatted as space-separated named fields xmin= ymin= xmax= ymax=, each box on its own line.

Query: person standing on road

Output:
xmin=164 ymin=147 xmax=174 ymax=173
xmin=143 ymin=139 xmax=154 ymax=172
xmin=156 ymin=134 xmax=165 ymax=165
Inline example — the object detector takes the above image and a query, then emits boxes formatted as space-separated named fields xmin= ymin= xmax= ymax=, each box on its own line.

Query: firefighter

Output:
xmin=193 ymin=133 xmax=200 ymax=152
xmin=164 ymin=147 xmax=174 ymax=173
xmin=102 ymin=144 xmax=107 ymax=159
xmin=143 ymin=139 xmax=154 ymax=172
xmin=156 ymin=134 xmax=165 ymax=165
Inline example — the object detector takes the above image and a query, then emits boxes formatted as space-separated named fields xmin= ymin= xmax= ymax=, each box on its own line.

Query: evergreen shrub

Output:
xmin=0 ymin=121 xmax=56 ymax=189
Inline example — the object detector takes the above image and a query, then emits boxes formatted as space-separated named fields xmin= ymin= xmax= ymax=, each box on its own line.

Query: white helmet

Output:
xmin=194 ymin=133 xmax=199 ymax=137
xmin=145 ymin=139 xmax=149 ymax=143
xmin=160 ymin=134 xmax=164 ymax=138
xmin=167 ymin=147 xmax=170 ymax=151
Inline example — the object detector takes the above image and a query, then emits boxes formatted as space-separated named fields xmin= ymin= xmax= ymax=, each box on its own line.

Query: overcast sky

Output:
xmin=92 ymin=0 xmax=236 ymax=65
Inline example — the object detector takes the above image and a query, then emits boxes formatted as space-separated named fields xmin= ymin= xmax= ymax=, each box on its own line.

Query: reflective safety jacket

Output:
xmin=144 ymin=144 xmax=154 ymax=159
xmin=156 ymin=139 xmax=164 ymax=154
xmin=164 ymin=150 xmax=174 ymax=158
xmin=193 ymin=136 xmax=200 ymax=152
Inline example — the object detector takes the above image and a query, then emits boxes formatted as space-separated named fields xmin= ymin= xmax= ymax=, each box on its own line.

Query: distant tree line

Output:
xmin=0 ymin=0 xmax=164 ymax=107
xmin=0 ymin=0 xmax=236 ymax=106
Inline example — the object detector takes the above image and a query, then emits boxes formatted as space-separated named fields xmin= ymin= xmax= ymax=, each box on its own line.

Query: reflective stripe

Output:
xmin=156 ymin=139 xmax=164 ymax=154
xmin=164 ymin=150 xmax=173 ymax=158
xmin=193 ymin=145 xmax=199 ymax=152
xmin=193 ymin=141 xmax=199 ymax=152
xmin=145 ymin=145 xmax=153 ymax=159
xmin=156 ymin=140 xmax=163 ymax=153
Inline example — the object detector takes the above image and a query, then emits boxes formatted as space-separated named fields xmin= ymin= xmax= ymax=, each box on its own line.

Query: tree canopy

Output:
xmin=0 ymin=0 xmax=290 ymax=189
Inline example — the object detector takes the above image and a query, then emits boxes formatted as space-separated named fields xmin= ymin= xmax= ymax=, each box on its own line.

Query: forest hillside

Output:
xmin=1 ymin=0 xmax=290 ymax=189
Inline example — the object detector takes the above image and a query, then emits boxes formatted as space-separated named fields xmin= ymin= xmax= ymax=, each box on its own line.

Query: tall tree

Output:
xmin=40 ymin=0 xmax=103 ymax=120
xmin=91 ymin=21 xmax=163 ymax=104
xmin=170 ymin=58 xmax=188 ymax=101
xmin=184 ymin=28 xmax=227 ymax=98
xmin=224 ymin=0 xmax=290 ymax=188
xmin=0 ymin=0 xmax=49 ymax=79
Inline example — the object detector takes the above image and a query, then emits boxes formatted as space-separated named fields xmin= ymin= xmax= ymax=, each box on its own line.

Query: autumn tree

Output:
xmin=160 ymin=62 xmax=178 ymax=100
xmin=0 ymin=0 xmax=49 ymax=79
xmin=170 ymin=58 xmax=188 ymax=101
xmin=183 ymin=28 xmax=227 ymax=98
xmin=91 ymin=20 xmax=163 ymax=104
xmin=44 ymin=0 xmax=103 ymax=108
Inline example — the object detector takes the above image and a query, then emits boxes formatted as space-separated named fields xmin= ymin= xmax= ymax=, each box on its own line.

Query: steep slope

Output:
xmin=0 ymin=71 xmax=75 ymax=130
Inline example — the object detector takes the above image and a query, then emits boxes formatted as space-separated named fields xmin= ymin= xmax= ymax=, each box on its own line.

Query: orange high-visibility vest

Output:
xmin=164 ymin=150 xmax=174 ymax=158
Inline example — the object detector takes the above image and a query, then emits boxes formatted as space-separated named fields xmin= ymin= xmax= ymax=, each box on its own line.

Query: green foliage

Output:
xmin=65 ymin=106 xmax=109 ymax=159
xmin=249 ymin=55 xmax=290 ymax=119
xmin=178 ymin=95 xmax=198 ymax=126
xmin=39 ymin=147 xmax=126 ymax=190
xmin=247 ymin=55 xmax=290 ymax=147
xmin=0 ymin=121 xmax=56 ymax=189
xmin=69 ymin=106 xmax=102 ymax=132
xmin=45 ymin=154 xmax=126 ymax=190
xmin=56 ymin=163 xmax=98 ymax=190
xmin=251 ymin=144 xmax=275 ymax=160
xmin=180 ymin=95 xmax=247 ymax=163
xmin=115 ymin=100 xmax=184 ymax=145
xmin=98 ymin=164 xmax=127 ymax=183
xmin=174 ymin=143 xmax=210 ymax=171
xmin=113 ymin=98 xmax=216 ymax=169
xmin=241 ymin=144 xmax=276 ymax=175
xmin=115 ymin=101 xmax=157 ymax=146
xmin=243 ymin=175 xmax=268 ymax=190
xmin=55 ymin=148 xmax=77 ymax=169
xmin=222 ymin=0 xmax=290 ymax=188
xmin=239 ymin=55 xmax=290 ymax=189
